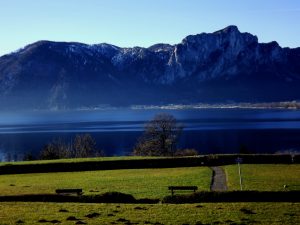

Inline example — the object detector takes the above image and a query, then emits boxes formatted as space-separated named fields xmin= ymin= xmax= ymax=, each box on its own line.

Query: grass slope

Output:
xmin=0 ymin=202 xmax=299 ymax=225
xmin=224 ymin=164 xmax=300 ymax=191
xmin=0 ymin=167 xmax=211 ymax=199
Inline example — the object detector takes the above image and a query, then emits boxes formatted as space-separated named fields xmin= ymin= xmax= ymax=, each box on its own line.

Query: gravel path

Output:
xmin=210 ymin=166 xmax=228 ymax=191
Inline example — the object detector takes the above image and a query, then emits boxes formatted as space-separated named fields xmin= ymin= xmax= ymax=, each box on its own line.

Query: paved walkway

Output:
xmin=210 ymin=166 xmax=228 ymax=191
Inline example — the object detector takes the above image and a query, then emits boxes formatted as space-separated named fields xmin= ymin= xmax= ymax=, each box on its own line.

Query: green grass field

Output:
xmin=0 ymin=163 xmax=299 ymax=224
xmin=0 ymin=202 xmax=298 ymax=225
xmin=224 ymin=164 xmax=300 ymax=191
xmin=0 ymin=167 xmax=211 ymax=199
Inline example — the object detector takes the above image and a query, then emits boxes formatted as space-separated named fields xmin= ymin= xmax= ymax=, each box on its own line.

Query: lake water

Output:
xmin=0 ymin=108 xmax=300 ymax=161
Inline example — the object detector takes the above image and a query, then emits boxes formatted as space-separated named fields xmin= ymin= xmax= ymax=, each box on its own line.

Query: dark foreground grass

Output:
xmin=0 ymin=202 xmax=299 ymax=225
xmin=0 ymin=167 xmax=211 ymax=199
xmin=224 ymin=164 xmax=300 ymax=191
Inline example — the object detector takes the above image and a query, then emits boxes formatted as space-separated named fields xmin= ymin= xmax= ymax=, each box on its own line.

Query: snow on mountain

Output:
xmin=0 ymin=25 xmax=299 ymax=109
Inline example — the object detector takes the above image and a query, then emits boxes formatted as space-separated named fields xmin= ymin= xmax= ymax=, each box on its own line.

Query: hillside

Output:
xmin=1 ymin=26 xmax=300 ymax=109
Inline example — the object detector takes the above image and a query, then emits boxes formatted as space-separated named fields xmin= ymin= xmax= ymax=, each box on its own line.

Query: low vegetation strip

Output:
xmin=162 ymin=191 xmax=300 ymax=203
xmin=0 ymin=154 xmax=298 ymax=175
xmin=0 ymin=156 xmax=162 ymax=165
xmin=0 ymin=192 xmax=158 ymax=203
xmin=0 ymin=191 xmax=299 ymax=204
xmin=0 ymin=157 xmax=203 ymax=174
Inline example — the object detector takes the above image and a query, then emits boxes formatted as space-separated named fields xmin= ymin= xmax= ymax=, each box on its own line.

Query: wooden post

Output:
xmin=238 ymin=162 xmax=243 ymax=191
xmin=236 ymin=157 xmax=243 ymax=191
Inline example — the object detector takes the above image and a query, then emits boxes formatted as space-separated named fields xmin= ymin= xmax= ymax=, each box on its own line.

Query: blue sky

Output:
xmin=0 ymin=0 xmax=299 ymax=56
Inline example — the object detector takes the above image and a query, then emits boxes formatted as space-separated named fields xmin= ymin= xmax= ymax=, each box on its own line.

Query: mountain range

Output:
xmin=0 ymin=25 xmax=300 ymax=110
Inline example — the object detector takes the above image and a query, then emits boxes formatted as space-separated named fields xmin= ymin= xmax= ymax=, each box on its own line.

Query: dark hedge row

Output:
xmin=0 ymin=154 xmax=298 ymax=175
xmin=162 ymin=191 xmax=300 ymax=203
xmin=0 ymin=192 xmax=159 ymax=204
xmin=0 ymin=191 xmax=298 ymax=203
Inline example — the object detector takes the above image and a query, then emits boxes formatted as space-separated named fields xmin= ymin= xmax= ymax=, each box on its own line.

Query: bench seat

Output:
xmin=168 ymin=186 xmax=198 ymax=196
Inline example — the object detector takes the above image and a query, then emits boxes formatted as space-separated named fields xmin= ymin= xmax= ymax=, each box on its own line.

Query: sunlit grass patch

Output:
xmin=224 ymin=164 xmax=300 ymax=191
xmin=0 ymin=167 xmax=211 ymax=199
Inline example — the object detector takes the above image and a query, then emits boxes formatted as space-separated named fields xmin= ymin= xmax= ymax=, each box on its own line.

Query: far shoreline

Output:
xmin=131 ymin=101 xmax=300 ymax=110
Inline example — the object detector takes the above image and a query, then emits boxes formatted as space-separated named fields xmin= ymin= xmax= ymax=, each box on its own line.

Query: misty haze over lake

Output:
xmin=0 ymin=108 xmax=300 ymax=161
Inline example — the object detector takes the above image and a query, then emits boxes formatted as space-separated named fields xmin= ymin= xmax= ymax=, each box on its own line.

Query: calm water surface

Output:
xmin=0 ymin=108 xmax=300 ymax=161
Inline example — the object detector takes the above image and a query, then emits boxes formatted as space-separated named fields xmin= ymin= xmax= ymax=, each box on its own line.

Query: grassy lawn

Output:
xmin=0 ymin=202 xmax=298 ymax=225
xmin=0 ymin=167 xmax=211 ymax=199
xmin=224 ymin=164 xmax=300 ymax=191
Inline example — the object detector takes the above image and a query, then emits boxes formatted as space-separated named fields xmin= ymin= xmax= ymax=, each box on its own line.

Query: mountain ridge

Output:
xmin=0 ymin=25 xmax=300 ymax=110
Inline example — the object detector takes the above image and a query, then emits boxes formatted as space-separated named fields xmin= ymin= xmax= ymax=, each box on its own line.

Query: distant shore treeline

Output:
xmin=132 ymin=101 xmax=300 ymax=110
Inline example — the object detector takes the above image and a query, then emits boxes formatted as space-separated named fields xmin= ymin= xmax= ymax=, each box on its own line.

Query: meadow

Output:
xmin=0 ymin=167 xmax=211 ymax=199
xmin=0 ymin=202 xmax=298 ymax=225
xmin=223 ymin=164 xmax=300 ymax=191
xmin=0 ymin=160 xmax=299 ymax=224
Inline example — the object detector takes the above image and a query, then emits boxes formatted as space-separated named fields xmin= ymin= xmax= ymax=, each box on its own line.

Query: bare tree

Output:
xmin=133 ymin=113 xmax=183 ymax=156
xmin=40 ymin=138 xmax=71 ymax=160
xmin=73 ymin=134 xmax=96 ymax=158
xmin=39 ymin=134 xmax=103 ymax=160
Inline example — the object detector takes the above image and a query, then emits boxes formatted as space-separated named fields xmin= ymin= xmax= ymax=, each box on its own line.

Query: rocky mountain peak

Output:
xmin=215 ymin=25 xmax=240 ymax=34
xmin=148 ymin=43 xmax=174 ymax=52
xmin=0 ymin=26 xmax=299 ymax=109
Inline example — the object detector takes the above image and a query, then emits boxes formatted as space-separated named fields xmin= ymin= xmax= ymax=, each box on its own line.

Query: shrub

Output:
xmin=23 ymin=152 xmax=36 ymax=161
xmin=95 ymin=192 xmax=136 ymax=203
xmin=175 ymin=149 xmax=198 ymax=156
xmin=39 ymin=134 xmax=104 ymax=160
xmin=39 ymin=139 xmax=71 ymax=160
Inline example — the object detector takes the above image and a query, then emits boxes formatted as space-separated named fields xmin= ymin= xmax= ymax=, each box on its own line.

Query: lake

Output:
xmin=0 ymin=108 xmax=300 ymax=161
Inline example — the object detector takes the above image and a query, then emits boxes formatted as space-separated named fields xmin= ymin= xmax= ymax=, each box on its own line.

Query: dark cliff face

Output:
xmin=0 ymin=25 xmax=300 ymax=109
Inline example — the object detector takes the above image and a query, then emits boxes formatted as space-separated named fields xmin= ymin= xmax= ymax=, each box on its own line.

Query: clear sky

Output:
xmin=0 ymin=0 xmax=300 ymax=56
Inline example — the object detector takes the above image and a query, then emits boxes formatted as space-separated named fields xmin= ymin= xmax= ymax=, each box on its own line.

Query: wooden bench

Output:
xmin=168 ymin=186 xmax=198 ymax=196
xmin=55 ymin=188 xmax=83 ymax=195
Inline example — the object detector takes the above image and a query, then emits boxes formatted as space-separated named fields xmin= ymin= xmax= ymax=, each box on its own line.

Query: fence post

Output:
xmin=236 ymin=157 xmax=243 ymax=190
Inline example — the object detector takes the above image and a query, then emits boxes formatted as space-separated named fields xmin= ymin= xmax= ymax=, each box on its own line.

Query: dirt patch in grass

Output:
xmin=240 ymin=207 xmax=256 ymax=214
xmin=85 ymin=212 xmax=100 ymax=218
xmin=66 ymin=216 xmax=80 ymax=221
xmin=58 ymin=209 xmax=68 ymax=212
